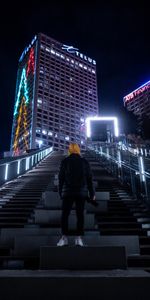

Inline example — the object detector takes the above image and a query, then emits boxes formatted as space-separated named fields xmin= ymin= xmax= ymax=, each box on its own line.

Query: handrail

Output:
xmin=0 ymin=147 xmax=53 ymax=186
xmin=97 ymin=149 xmax=150 ymax=178
xmin=89 ymin=143 xmax=150 ymax=202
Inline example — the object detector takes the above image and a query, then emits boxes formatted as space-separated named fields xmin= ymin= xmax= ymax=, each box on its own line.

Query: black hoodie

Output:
xmin=58 ymin=154 xmax=95 ymax=199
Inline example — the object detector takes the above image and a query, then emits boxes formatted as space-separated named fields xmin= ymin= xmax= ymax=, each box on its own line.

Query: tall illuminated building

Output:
xmin=123 ymin=80 xmax=150 ymax=118
xmin=10 ymin=33 xmax=98 ymax=154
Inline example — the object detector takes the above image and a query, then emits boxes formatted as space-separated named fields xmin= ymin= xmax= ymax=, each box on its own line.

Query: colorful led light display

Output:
xmin=14 ymin=68 xmax=29 ymax=116
xmin=12 ymin=47 xmax=35 ymax=154
xmin=27 ymin=47 xmax=35 ymax=77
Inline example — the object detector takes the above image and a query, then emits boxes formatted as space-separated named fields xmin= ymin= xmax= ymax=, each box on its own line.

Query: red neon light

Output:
xmin=124 ymin=82 xmax=150 ymax=103
xmin=26 ymin=47 xmax=35 ymax=77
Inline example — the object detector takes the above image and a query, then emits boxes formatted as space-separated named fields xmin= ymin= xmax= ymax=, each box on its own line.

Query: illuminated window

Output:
xmin=80 ymin=117 xmax=84 ymax=122
xmin=37 ymin=99 xmax=42 ymax=104
xmin=36 ymin=129 xmax=41 ymax=133
xmin=51 ymin=49 xmax=55 ymax=55
xmin=46 ymin=47 xmax=50 ymax=53
xmin=42 ymin=130 xmax=47 ymax=135
xmin=65 ymin=136 xmax=69 ymax=141
xmin=48 ymin=131 xmax=53 ymax=136
xmin=88 ymin=89 xmax=92 ymax=94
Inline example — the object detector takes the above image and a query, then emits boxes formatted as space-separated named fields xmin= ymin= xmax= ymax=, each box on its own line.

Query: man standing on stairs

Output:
xmin=57 ymin=143 xmax=95 ymax=246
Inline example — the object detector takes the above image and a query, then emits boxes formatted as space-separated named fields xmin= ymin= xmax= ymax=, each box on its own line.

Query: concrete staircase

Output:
xmin=0 ymin=150 xmax=150 ymax=271
xmin=85 ymin=151 xmax=150 ymax=270
xmin=1 ymin=150 xmax=150 ymax=299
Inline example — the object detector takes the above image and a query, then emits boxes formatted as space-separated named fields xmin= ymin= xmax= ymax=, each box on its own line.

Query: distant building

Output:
xmin=123 ymin=80 xmax=150 ymax=118
xmin=10 ymin=33 xmax=98 ymax=154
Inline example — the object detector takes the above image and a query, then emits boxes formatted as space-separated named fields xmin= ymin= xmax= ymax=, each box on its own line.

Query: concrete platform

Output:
xmin=13 ymin=235 xmax=139 ymax=257
xmin=0 ymin=269 xmax=150 ymax=300
xmin=40 ymin=246 xmax=127 ymax=270
xmin=13 ymin=234 xmax=105 ymax=256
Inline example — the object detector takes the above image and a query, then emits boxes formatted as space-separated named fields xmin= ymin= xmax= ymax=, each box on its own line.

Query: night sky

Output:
xmin=0 ymin=1 xmax=149 ymax=152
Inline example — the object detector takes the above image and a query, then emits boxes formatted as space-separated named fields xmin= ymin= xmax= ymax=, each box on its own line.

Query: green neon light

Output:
xmin=14 ymin=68 xmax=29 ymax=116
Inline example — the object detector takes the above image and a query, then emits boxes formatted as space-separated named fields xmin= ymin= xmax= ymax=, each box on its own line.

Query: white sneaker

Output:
xmin=57 ymin=236 xmax=68 ymax=246
xmin=75 ymin=236 xmax=84 ymax=246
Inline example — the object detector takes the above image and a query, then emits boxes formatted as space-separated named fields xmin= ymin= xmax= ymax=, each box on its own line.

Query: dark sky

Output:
xmin=0 ymin=1 xmax=150 ymax=152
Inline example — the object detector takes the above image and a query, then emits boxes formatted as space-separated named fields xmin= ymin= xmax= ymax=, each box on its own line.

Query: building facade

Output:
xmin=10 ymin=33 xmax=99 ymax=154
xmin=123 ymin=80 xmax=150 ymax=118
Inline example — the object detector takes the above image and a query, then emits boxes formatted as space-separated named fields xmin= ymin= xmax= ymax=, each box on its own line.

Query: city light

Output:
xmin=124 ymin=80 xmax=150 ymax=103
xmin=36 ymin=139 xmax=43 ymax=147
xmin=26 ymin=47 xmax=35 ymax=77
xmin=17 ymin=160 xmax=21 ymax=174
xmin=86 ymin=116 xmax=119 ymax=138
xmin=5 ymin=164 xmax=9 ymax=180
xmin=26 ymin=157 xmax=30 ymax=171
xmin=12 ymin=47 xmax=35 ymax=154
xmin=139 ymin=156 xmax=145 ymax=182
xmin=19 ymin=35 xmax=37 ymax=62
xmin=14 ymin=68 xmax=29 ymax=116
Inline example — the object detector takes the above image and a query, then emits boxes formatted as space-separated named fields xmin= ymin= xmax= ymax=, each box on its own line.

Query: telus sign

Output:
xmin=62 ymin=44 xmax=96 ymax=65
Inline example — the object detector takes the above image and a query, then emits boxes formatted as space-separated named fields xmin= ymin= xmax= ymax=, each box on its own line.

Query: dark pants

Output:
xmin=61 ymin=196 xmax=85 ymax=236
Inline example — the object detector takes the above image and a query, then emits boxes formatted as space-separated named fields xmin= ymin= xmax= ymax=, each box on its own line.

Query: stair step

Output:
xmin=98 ymin=222 xmax=141 ymax=226
xmin=0 ymin=256 xmax=39 ymax=269
xmin=0 ymin=223 xmax=25 ymax=228
xmin=0 ymin=247 xmax=11 ymax=256
xmin=96 ymin=217 xmax=137 ymax=221
xmin=128 ymin=255 xmax=150 ymax=267
xmin=100 ymin=228 xmax=147 ymax=235
xmin=142 ymin=224 xmax=150 ymax=229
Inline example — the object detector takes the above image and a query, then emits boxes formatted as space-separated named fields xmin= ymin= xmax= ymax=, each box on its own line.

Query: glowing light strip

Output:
xmin=125 ymin=80 xmax=150 ymax=97
xmin=5 ymin=164 xmax=9 ymax=180
xmin=139 ymin=156 xmax=145 ymax=182
xmin=26 ymin=48 xmax=35 ymax=77
xmin=13 ymin=101 xmax=23 ymax=151
xmin=86 ymin=116 xmax=119 ymax=138
xmin=124 ymin=80 xmax=150 ymax=102
xmin=19 ymin=35 xmax=37 ymax=62
xmin=26 ymin=157 xmax=30 ymax=171
xmin=30 ymin=44 xmax=36 ymax=148
xmin=117 ymin=150 xmax=121 ymax=167
xmin=17 ymin=160 xmax=21 ymax=174
xmin=13 ymin=46 xmax=35 ymax=153
xmin=32 ymin=155 xmax=34 ymax=166
xmin=14 ymin=68 xmax=29 ymax=116
xmin=23 ymin=99 xmax=29 ymax=149
xmin=13 ymin=97 xmax=29 ymax=154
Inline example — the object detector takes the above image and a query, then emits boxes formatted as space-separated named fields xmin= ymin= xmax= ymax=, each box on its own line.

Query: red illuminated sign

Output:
xmin=124 ymin=82 xmax=150 ymax=103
